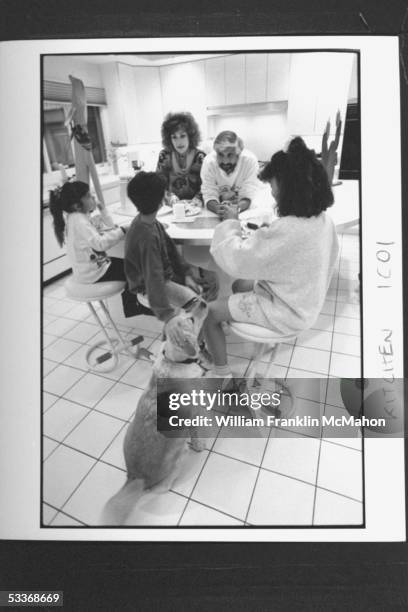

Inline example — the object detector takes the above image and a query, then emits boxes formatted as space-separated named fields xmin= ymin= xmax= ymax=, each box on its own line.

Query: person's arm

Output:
xmin=75 ymin=214 xmax=124 ymax=252
xmin=237 ymin=197 xmax=250 ymax=212
xmin=156 ymin=149 xmax=171 ymax=189
xmin=206 ymin=199 xmax=221 ymax=214
xmin=201 ymin=155 xmax=221 ymax=209
xmin=237 ymin=154 xmax=260 ymax=206
xmin=210 ymin=218 xmax=283 ymax=279
xmin=189 ymin=150 xmax=206 ymax=205
xmin=93 ymin=202 xmax=117 ymax=229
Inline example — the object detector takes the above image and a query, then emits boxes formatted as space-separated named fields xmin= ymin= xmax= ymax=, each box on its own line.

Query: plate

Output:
xmin=157 ymin=204 xmax=173 ymax=217
xmin=171 ymin=217 xmax=196 ymax=223
xmin=178 ymin=201 xmax=202 ymax=217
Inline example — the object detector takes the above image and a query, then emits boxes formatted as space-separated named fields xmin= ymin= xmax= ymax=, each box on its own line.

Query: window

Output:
xmin=43 ymin=103 xmax=107 ymax=171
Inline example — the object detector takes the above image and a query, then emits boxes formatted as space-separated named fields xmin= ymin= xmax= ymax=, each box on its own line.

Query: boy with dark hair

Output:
xmin=125 ymin=171 xmax=202 ymax=346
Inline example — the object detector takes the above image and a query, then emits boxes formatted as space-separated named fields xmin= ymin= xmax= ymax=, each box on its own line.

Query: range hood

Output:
xmin=206 ymin=100 xmax=287 ymax=116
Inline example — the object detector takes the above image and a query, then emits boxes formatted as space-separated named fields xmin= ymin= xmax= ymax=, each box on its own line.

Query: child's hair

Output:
xmin=49 ymin=180 xmax=90 ymax=246
xmin=161 ymin=112 xmax=201 ymax=150
xmin=127 ymin=171 xmax=166 ymax=214
xmin=259 ymin=137 xmax=334 ymax=218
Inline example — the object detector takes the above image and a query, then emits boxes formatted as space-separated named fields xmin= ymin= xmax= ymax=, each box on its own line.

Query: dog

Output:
xmin=99 ymin=297 xmax=209 ymax=526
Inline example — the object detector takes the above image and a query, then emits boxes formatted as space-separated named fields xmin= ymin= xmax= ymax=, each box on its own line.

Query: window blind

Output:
xmin=43 ymin=80 xmax=107 ymax=105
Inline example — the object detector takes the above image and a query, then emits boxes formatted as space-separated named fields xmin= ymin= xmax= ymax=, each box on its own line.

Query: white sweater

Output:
xmin=201 ymin=149 xmax=260 ymax=206
xmin=65 ymin=209 xmax=124 ymax=283
xmin=210 ymin=214 xmax=339 ymax=336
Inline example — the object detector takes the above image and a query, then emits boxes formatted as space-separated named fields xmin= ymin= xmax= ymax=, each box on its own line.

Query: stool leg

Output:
xmin=246 ymin=342 xmax=267 ymax=385
xmin=262 ymin=343 xmax=279 ymax=379
xmin=99 ymin=300 xmax=127 ymax=349
xmin=85 ymin=301 xmax=119 ymax=372
xmin=87 ymin=302 xmax=116 ymax=350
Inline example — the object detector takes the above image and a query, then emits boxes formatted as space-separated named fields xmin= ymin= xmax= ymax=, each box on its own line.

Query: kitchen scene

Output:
xmin=42 ymin=51 xmax=363 ymax=527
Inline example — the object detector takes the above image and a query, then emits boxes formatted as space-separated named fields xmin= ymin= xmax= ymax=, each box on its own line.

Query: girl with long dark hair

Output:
xmin=49 ymin=180 xmax=126 ymax=283
xmin=203 ymin=137 xmax=340 ymax=378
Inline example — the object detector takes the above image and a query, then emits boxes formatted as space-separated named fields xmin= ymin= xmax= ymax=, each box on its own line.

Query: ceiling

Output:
xmin=82 ymin=53 xmax=227 ymax=67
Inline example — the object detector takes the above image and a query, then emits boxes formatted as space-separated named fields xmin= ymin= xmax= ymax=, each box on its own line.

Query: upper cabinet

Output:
xmin=131 ymin=66 xmax=163 ymax=143
xmin=102 ymin=53 xmax=294 ymax=146
xmin=160 ymin=61 xmax=207 ymax=137
xmin=225 ymin=54 xmax=246 ymax=105
xmin=205 ymin=57 xmax=225 ymax=107
xmin=101 ymin=63 xmax=127 ymax=144
xmin=205 ymin=53 xmax=291 ymax=107
xmin=246 ymin=53 xmax=268 ymax=103
xmin=266 ymin=53 xmax=291 ymax=101
xmin=101 ymin=62 xmax=163 ymax=144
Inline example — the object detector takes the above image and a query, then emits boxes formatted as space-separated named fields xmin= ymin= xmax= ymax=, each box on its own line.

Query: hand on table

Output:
xmin=218 ymin=201 xmax=239 ymax=220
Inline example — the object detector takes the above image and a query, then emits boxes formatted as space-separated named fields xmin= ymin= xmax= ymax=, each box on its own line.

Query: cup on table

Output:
xmin=173 ymin=202 xmax=186 ymax=219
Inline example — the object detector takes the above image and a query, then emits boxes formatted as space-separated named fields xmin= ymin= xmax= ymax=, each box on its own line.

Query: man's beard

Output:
xmin=220 ymin=163 xmax=236 ymax=174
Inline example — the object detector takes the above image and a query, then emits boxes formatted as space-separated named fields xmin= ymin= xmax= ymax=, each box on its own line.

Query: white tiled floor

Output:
xmin=42 ymin=232 xmax=364 ymax=527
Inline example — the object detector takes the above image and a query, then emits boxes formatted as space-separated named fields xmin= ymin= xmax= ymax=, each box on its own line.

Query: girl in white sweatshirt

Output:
xmin=49 ymin=180 xmax=127 ymax=284
xmin=204 ymin=137 xmax=339 ymax=378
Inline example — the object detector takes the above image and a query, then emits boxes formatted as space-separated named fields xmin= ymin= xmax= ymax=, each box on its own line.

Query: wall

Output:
xmin=208 ymin=111 xmax=288 ymax=161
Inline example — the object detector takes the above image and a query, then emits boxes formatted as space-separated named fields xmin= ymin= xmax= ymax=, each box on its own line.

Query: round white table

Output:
xmin=108 ymin=179 xmax=359 ymax=252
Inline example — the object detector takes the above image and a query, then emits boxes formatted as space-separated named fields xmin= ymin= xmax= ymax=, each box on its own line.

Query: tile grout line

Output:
xmin=242 ymin=358 xmax=291 ymax=524
xmin=243 ymin=426 xmax=276 ymax=525
xmin=178 ymin=498 xmax=247 ymax=526
xmin=311 ymin=234 xmax=343 ymax=524
xmin=176 ymin=422 xmax=227 ymax=526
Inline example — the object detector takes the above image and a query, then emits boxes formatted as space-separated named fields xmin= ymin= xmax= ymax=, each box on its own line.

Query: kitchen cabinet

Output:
xmin=205 ymin=57 xmax=225 ymax=107
xmin=246 ymin=53 xmax=268 ymax=103
xmin=205 ymin=52 xmax=291 ymax=108
xmin=117 ymin=63 xmax=140 ymax=145
xmin=132 ymin=66 xmax=163 ymax=143
xmin=266 ymin=53 xmax=291 ymax=101
xmin=225 ymin=54 xmax=246 ymax=105
xmin=159 ymin=61 xmax=207 ymax=136
xmin=101 ymin=63 xmax=127 ymax=144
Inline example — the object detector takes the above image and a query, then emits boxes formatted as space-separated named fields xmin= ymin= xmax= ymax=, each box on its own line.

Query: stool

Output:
xmin=228 ymin=321 xmax=297 ymax=420
xmin=65 ymin=278 xmax=145 ymax=373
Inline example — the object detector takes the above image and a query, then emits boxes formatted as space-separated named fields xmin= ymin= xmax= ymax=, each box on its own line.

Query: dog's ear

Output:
xmin=183 ymin=336 xmax=198 ymax=356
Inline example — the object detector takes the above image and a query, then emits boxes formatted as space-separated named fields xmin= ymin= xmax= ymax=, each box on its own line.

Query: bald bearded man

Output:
xmin=201 ymin=131 xmax=260 ymax=219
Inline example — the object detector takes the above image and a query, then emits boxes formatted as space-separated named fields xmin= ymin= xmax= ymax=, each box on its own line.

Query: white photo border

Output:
xmin=0 ymin=35 xmax=404 ymax=542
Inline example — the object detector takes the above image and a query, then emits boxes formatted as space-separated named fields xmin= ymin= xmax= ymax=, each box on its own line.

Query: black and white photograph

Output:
xmin=0 ymin=34 xmax=404 ymax=541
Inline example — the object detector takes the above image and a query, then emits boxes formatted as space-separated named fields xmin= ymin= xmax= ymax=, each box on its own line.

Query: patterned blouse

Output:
xmin=156 ymin=148 xmax=206 ymax=201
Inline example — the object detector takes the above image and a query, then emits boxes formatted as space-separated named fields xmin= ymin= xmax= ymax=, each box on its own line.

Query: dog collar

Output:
xmin=162 ymin=349 xmax=199 ymax=365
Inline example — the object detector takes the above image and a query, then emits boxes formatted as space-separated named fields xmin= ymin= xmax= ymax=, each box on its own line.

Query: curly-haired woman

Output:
xmin=156 ymin=112 xmax=206 ymax=203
